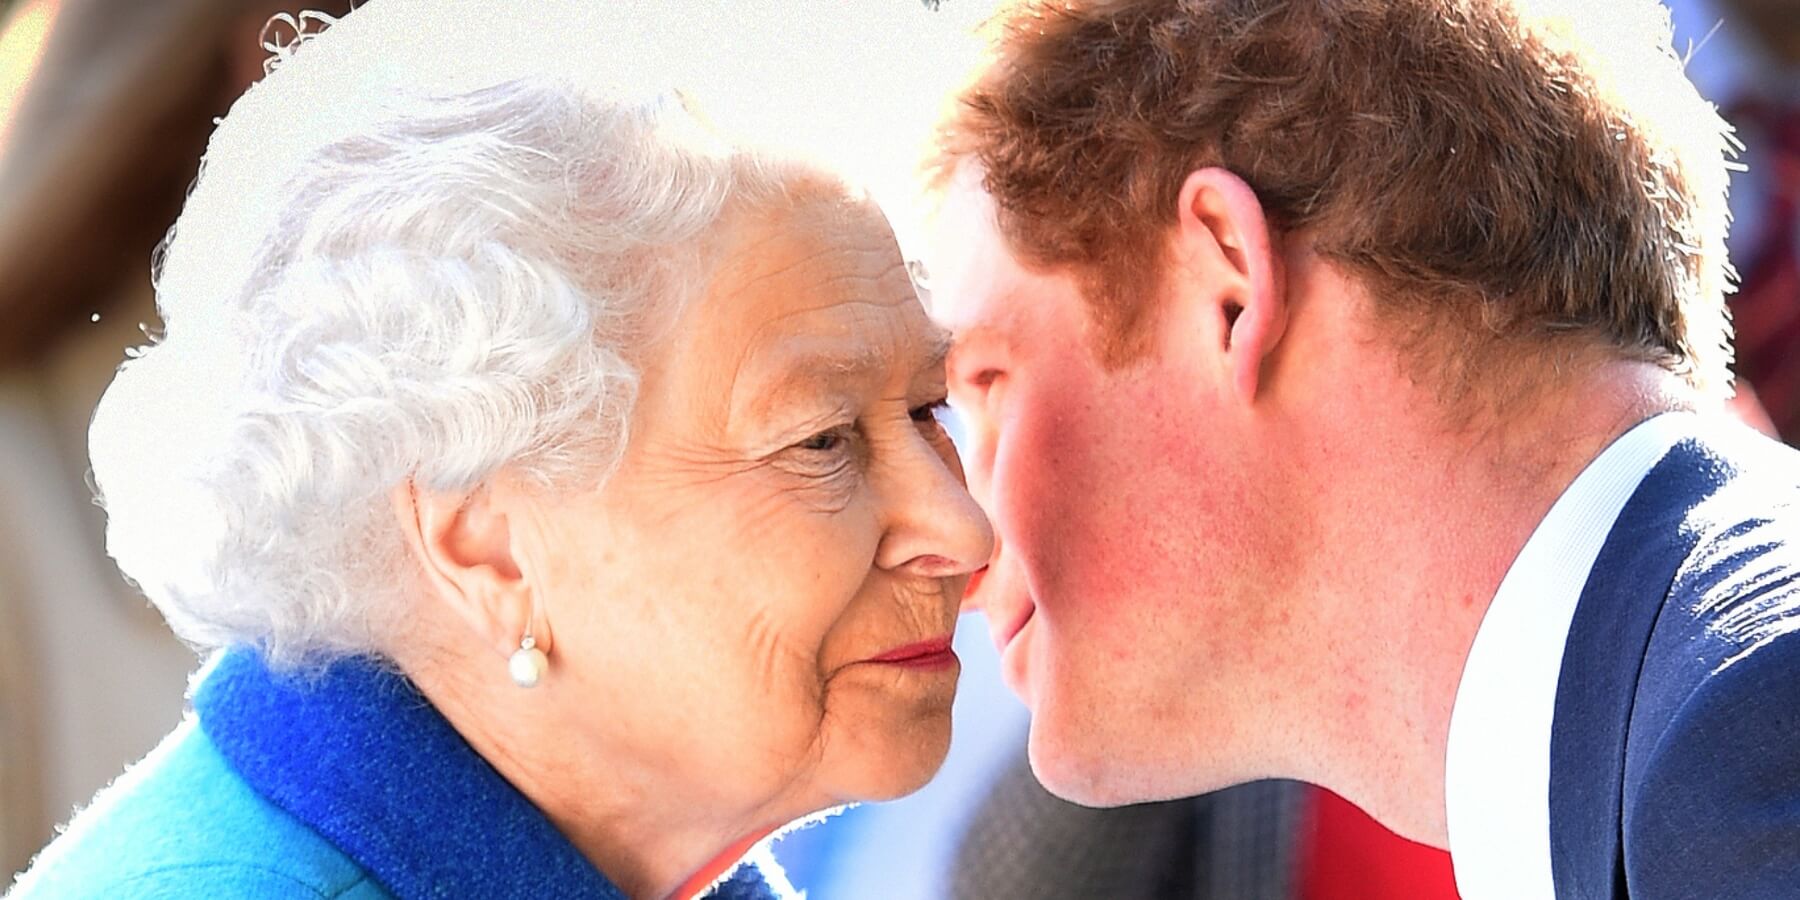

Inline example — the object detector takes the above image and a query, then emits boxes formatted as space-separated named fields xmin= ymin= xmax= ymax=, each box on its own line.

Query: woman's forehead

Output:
xmin=648 ymin=191 xmax=946 ymax=424
xmin=706 ymin=196 xmax=934 ymax=351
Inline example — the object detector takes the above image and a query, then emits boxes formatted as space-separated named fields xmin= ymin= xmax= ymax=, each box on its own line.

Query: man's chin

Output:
xmin=1022 ymin=708 xmax=1145 ymax=808
xmin=1024 ymin=696 xmax=1237 ymax=808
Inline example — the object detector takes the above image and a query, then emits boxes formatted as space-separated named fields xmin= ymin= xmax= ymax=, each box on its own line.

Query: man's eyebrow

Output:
xmin=946 ymin=322 xmax=1011 ymax=360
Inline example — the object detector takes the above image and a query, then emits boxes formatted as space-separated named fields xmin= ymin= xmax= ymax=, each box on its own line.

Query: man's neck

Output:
xmin=1277 ymin=359 xmax=1691 ymax=846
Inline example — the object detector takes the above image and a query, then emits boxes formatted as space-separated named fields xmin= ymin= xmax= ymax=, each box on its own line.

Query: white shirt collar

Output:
xmin=1443 ymin=412 xmax=1694 ymax=899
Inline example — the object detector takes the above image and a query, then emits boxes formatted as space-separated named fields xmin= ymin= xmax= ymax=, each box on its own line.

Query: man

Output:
xmin=920 ymin=1 xmax=1800 ymax=897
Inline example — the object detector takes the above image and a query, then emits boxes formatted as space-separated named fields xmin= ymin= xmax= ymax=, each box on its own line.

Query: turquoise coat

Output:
xmin=7 ymin=649 xmax=787 ymax=899
xmin=9 ymin=717 xmax=392 ymax=898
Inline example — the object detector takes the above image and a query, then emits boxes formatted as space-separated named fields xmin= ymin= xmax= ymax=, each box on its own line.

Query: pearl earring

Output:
xmin=508 ymin=628 xmax=548 ymax=689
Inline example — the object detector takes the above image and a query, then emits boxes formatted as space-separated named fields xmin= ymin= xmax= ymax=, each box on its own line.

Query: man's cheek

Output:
xmin=949 ymin=416 xmax=1000 ymax=511
xmin=991 ymin=433 xmax=1075 ymax=543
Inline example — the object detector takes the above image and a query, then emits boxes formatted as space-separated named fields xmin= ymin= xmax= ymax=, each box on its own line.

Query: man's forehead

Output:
xmin=927 ymin=165 xmax=1001 ymax=262
xmin=922 ymin=173 xmax=1030 ymax=345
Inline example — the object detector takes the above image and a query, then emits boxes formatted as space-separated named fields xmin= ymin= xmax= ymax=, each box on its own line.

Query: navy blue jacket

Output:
xmin=1551 ymin=426 xmax=1800 ymax=898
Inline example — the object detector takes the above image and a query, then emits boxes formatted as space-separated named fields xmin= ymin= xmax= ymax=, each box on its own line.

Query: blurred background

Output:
xmin=0 ymin=0 xmax=1793 ymax=897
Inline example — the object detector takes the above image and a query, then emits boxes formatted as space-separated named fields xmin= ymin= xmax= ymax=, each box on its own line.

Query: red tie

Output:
xmin=1727 ymin=98 xmax=1800 ymax=445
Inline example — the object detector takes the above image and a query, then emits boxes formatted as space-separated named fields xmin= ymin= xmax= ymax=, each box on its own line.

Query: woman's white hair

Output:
xmin=88 ymin=0 xmax=805 ymax=668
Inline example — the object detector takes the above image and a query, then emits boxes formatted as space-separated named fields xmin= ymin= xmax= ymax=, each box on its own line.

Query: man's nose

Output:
xmin=959 ymin=563 xmax=992 ymax=614
xmin=960 ymin=530 xmax=1003 ymax=614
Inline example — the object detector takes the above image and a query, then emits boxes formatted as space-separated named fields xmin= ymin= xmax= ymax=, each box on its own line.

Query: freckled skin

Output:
xmin=509 ymin=183 xmax=993 ymax=853
xmin=929 ymin=174 xmax=1303 ymax=804
xmin=926 ymin=152 xmax=1695 ymax=846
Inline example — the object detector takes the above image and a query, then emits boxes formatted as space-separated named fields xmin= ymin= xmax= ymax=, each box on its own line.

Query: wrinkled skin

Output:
xmin=500 ymin=182 xmax=996 ymax=882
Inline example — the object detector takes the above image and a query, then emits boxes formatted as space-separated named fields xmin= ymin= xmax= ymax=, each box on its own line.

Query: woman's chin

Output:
xmin=825 ymin=712 xmax=954 ymax=804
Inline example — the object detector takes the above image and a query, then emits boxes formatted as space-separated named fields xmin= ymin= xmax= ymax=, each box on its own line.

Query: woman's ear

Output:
xmin=1172 ymin=167 xmax=1287 ymax=403
xmin=390 ymin=479 xmax=544 ymax=661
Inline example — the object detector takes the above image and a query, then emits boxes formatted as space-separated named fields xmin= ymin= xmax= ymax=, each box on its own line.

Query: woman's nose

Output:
xmin=875 ymin=440 xmax=997 ymax=579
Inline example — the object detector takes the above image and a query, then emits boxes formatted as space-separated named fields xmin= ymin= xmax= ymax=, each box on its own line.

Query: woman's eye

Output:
xmin=796 ymin=428 xmax=849 ymax=453
xmin=910 ymin=398 xmax=951 ymax=425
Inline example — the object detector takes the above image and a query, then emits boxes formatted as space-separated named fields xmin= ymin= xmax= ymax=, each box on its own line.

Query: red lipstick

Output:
xmin=865 ymin=635 xmax=958 ymax=669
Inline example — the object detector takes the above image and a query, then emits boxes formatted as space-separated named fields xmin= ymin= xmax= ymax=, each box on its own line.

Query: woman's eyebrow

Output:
xmin=734 ymin=341 xmax=887 ymax=425
xmin=919 ymin=325 xmax=953 ymax=376
xmin=767 ymin=342 xmax=890 ymax=384
xmin=739 ymin=327 xmax=953 ymax=424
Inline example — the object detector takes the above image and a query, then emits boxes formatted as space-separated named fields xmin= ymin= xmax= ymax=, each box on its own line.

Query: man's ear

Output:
xmin=1172 ymin=167 xmax=1286 ymax=402
xmin=390 ymin=479 xmax=545 ymax=661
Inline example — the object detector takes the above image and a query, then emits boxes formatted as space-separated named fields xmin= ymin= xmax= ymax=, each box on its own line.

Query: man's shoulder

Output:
xmin=1576 ymin=421 xmax=1800 ymax=688
xmin=1617 ymin=602 xmax=1800 ymax=898
xmin=1626 ymin=423 xmax=1799 ymax=757
xmin=1613 ymin=425 xmax=1800 ymax=897
xmin=6 ymin=718 xmax=387 ymax=899
xmin=1645 ymin=425 xmax=1800 ymax=686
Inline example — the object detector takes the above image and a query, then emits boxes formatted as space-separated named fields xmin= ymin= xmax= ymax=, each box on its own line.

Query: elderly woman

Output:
xmin=6 ymin=4 xmax=991 ymax=899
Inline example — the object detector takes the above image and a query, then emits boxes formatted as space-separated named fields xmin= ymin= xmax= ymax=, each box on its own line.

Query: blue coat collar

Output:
xmin=194 ymin=648 xmax=778 ymax=900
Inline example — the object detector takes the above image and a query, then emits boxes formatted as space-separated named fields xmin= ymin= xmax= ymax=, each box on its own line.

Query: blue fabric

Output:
xmin=195 ymin=649 xmax=782 ymax=900
xmin=8 ymin=649 xmax=785 ymax=899
xmin=194 ymin=649 xmax=628 ymax=899
xmin=1550 ymin=425 xmax=1800 ymax=899
xmin=6 ymin=718 xmax=391 ymax=898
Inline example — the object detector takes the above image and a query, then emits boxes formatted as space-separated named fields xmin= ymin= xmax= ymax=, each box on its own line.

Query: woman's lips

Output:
xmin=864 ymin=635 xmax=958 ymax=669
